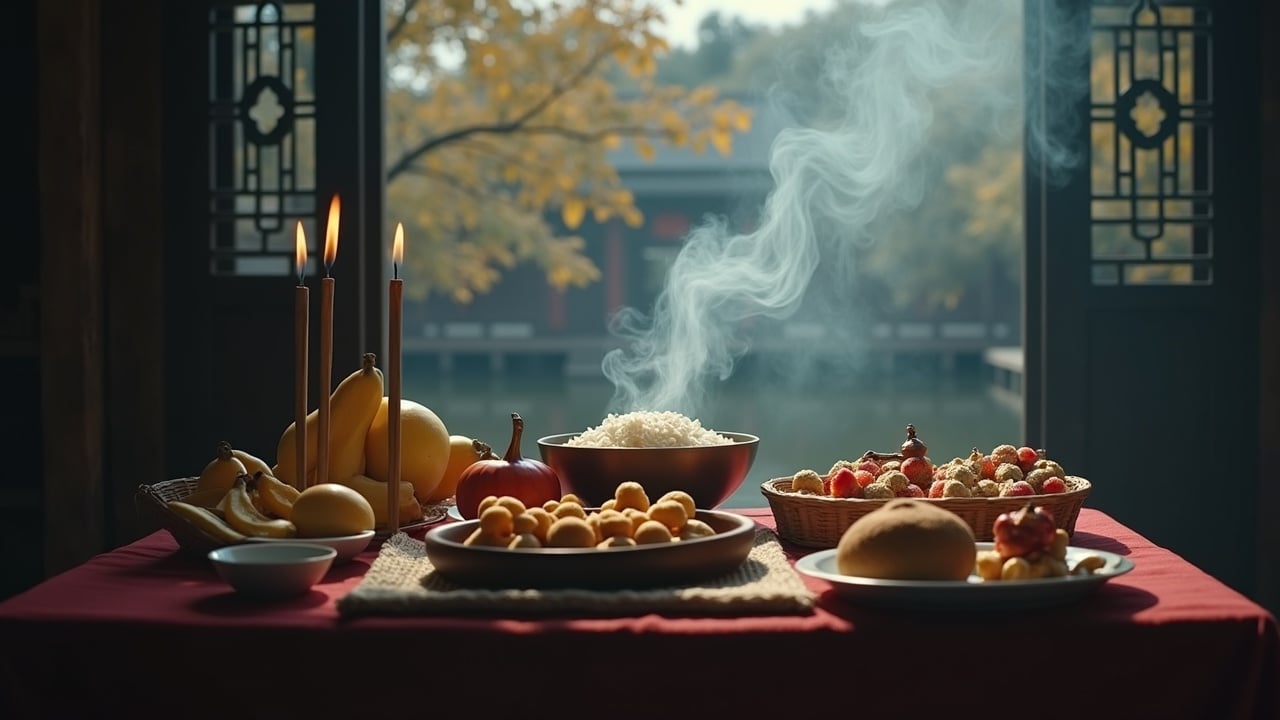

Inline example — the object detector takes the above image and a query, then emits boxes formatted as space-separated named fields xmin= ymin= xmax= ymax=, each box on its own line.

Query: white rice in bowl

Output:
xmin=566 ymin=411 xmax=734 ymax=448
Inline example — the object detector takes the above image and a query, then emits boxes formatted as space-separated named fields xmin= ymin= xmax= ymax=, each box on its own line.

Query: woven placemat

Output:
xmin=336 ymin=528 xmax=815 ymax=618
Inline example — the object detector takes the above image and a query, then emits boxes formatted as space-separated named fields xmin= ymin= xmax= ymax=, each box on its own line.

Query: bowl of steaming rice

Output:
xmin=536 ymin=411 xmax=759 ymax=510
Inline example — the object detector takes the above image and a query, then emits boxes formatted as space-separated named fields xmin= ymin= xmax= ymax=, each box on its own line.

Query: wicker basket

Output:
xmin=134 ymin=477 xmax=243 ymax=556
xmin=761 ymin=476 xmax=1091 ymax=548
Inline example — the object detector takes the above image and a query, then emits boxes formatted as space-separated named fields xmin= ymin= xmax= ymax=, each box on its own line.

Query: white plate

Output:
xmin=247 ymin=530 xmax=374 ymax=564
xmin=795 ymin=542 xmax=1134 ymax=611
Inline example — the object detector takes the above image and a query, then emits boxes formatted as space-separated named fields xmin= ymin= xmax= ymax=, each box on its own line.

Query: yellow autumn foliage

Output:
xmin=384 ymin=0 xmax=753 ymax=303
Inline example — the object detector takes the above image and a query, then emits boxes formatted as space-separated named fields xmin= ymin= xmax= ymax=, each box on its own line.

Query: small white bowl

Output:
xmin=208 ymin=543 xmax=336 ymax=599
xmin=246 ymin=529 xmax=375 ymax=564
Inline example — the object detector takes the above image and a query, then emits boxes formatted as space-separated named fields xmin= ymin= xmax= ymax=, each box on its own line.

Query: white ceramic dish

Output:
xmin=795 ymin=542 xmax=1134 ymax=611
xmin=208 ymin=543 xmax=336 ymax=599
xmin=446 ymin=505 xmax=464 ymax=522
xmin=247 ymin=529 xmax=375 ymax=564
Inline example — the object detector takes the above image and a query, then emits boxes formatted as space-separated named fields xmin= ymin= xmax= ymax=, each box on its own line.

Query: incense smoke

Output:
xmin=601 ymin=0 xmax=1086 ymax=417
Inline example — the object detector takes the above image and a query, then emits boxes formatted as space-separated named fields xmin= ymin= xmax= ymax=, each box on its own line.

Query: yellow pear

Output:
xmin=363 ymin=398 xmax=450 ymax=502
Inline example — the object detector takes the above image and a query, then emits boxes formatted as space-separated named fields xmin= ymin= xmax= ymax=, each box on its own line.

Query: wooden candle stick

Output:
xmin=317 ymin=195 xmax=340 ymax=488
xmin=387 ymin=223 xmax=404 ymax=533
xmin=293 ymin=222 xmax=309 ymax=492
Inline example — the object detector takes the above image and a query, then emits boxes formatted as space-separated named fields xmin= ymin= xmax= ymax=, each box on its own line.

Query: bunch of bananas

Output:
xmin=166 ymin=443 xmax=300 ymax=545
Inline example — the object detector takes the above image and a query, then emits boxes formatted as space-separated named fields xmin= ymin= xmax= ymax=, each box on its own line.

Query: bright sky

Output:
xmin=658 ymin=0 xmax=840 ymax=50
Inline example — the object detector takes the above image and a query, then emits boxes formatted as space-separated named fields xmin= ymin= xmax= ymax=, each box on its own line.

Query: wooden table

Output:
xmin=0 ymin=508 xmax=1276 ymax=719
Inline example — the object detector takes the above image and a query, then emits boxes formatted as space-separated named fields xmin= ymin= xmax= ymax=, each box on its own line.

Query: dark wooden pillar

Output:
xmin=38 ymin=0 xmax=105 ymax=572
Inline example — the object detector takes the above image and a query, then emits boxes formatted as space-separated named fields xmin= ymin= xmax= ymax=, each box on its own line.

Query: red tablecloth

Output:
xmin=1 ymin=509 xmax=1276 ymax=719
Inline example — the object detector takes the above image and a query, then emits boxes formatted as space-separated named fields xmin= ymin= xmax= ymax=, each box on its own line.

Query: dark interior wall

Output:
xmin=0 ymin=0 xmax=43 ymax=601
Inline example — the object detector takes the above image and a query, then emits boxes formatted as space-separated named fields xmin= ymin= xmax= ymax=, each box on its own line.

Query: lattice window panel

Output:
xmin=1090 ymin=0 xmax=1213 ymax=286
xmin=208 ymin=2 xmax=318 ymax=277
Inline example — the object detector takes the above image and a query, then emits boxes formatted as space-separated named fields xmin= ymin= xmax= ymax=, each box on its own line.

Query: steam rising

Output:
xmin=602 ymin=0 xmax=1085 ymax=416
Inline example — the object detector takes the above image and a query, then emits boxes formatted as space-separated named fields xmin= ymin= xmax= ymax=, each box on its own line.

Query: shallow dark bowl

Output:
xmin=422 ymin=509 xmax=756 ymax=589
xmin=536 ymin=432 xmax=759 ymax=510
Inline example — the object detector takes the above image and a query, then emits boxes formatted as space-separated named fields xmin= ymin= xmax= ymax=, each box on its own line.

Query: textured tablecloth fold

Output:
xmin=336 ymin=528 xmax=815 ymax=618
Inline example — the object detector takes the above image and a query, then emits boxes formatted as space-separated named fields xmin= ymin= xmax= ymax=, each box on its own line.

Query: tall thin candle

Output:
xmin=293 ymin=222 xmax=309 ymax=491
xmin=317 ymin=194 xmax=340 ymax=488
xmin=387 ymin=223 xmax=404 ymax=533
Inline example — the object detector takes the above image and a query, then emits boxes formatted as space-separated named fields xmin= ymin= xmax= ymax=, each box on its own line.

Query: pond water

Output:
xmin=404 ymin=363 xmax=1021 ymax=509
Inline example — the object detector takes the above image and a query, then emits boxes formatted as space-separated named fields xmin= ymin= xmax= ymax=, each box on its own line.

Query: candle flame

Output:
xmin=392 ymin=223 xmax=404 ymax=268
xmin=294 ymin=222 xmax=307 ymax=282
xmin=323 ymin=194 xmax=341 ymax=269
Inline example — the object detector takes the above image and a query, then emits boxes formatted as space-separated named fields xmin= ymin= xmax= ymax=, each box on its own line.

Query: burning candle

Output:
xmin=293 ymin=222 xmax=309 ymax=492
xmin=387 ymin=223 xmax=404 ymax=533
xmin=317 ymin=194 xmax=340 ymax=488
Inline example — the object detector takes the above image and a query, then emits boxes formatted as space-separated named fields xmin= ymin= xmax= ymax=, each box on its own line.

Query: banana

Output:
xmin=231 ymin=447 xmax=274 ymax=479
xmin=167 ymin=501 xmax=247 ymax=544
xmin=182 ymin=487 xmax=229 ymax=509
xmin=224 ymin=475 xmax=297 ymax=538
xmin=253 ymin=472 xmax=301 ymax=520
xmin=195 ymin=441 xmax=248 ymax=494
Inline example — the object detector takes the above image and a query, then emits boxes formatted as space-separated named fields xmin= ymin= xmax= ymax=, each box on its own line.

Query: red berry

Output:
xmin=855 ymin=460 xmax=880 ymax=476
xmin=853 ymin=469 xmax=877 ymax=489
xmin=905 ymin=484 xmax=925 ymax=498
xmin=981 ymin=455 xmax=997 ymax=480
xmin=1003 ymin=480 xmax=1035 ymax=497
xmin=830 ymin=468 xmax=862 ymax=498
xmin=901 ymin=456 xmax=933 ymax=488
xmin=1016 ymin=446 xmax=1039 ymax=472
xmin=1042 ymin=476 xmax=1067 ymax=494
xmin=928 ymin=479 xmax=947 ymax=499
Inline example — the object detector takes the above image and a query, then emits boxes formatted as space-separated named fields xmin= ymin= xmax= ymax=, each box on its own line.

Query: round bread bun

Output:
xmin=835 ymin=499 xmax=977 ymax=580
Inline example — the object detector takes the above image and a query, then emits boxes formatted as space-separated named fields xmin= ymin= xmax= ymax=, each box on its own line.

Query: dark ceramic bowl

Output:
xmin=536 ymin=432 xmax=760 ymax=510
xmin=422 ymin=509 xmax=756 ymax=589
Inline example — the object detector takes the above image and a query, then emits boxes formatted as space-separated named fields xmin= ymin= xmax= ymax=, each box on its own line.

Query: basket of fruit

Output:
xmin=760 ymin=424 xmax=1092 ymax=548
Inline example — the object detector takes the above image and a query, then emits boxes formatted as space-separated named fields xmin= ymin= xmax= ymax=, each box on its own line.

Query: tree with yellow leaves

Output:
xmin=385 ymin=0 xmax=752 ymax=303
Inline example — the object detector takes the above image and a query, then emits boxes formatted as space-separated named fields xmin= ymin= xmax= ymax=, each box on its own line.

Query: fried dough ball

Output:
xmin=826 ymin=460 xmax=857 ymax=477
xmin=596 ymin=509 xmax=633 ymax=539
xmin=560 ymin=493 xmax=585 ymax=506
xmin=941 ymin=480 xmax=972 ymax=498
xmin=513 ymin=512 xmax=539 ymax=536
xmin=622 ymin=508 xmax=649 ymax=533
xmin=1072 ymin=554 xmax=1106 ymax=575
xmin=597 ymin=536 xmax=637 ymax=549
xmin=463 ymin=528 xmax=511 ymax=547
xmin=552 ymin=502 xmax=587 ymax=521
xmin=647 ymin=500 xmax=688 ymax=532
xmin=614 ymin=482 xmax=651 ymax=512
xmin=657 ymin=490 xmax=697 ymax=520
xmin=496 ymin=496 xmax=527 ymax=518
xmin=1001 ymin=556 xmax=1032 ymax=580
xmin=478 ymin=505 xmax=515 ymax=536
xmin=508 ymin=533 xmax=542 ymax=549
xmin=1049 ymin=528 xmax=1069 ymax=561
xmin=545 ymin=517 xmax=597 ymax=548
xmin=633 ymin=520 xmax=674 ymax=545
xmin=1024 ymin=468 xmax=1055 ymax=493
xmin=600 ymin=499 xmax=617 ymax=512
xmin=946 ymin=465 xmax=978 ymax=488
xmin=975 ymin=550 xmax=1004 ymax=580
xmin=542 ymin=499 xmax=560 ymax=513
xmin=863 ymin=482 xmax=895 ymax=499
xmin=974 ymin=479 xmax=1000 ymax=497
xmin=679 ymin=519 xmax=716 ymax=541
xmin=878 ymin=471 xmax=910 ymax=493
xmin=477 ymin=496 xmax=500 ymax=515
xmin=523 ymin=507 xmax=554 ymax=544
xmin=994 ymin=462 xmax=1024 ymax=484
xmin=991 ymin=444 xmax=1019 ymax=466
xmin=790 ymin=469 xmax=824 ymax=495
xmin=879 ymin=460 xmax=901 ymax=473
